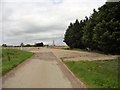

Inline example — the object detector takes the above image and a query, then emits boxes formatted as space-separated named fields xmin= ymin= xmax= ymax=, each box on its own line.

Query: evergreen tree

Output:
xmin=64 ymin=19 xmax=86 ymax=48
xmin=82 ymin=9 xmax=98 ymax=49
xmin=93 ymin=20 xmax=120 ymax=54
xmin=64 ymin=2 xmax=120 ymax=54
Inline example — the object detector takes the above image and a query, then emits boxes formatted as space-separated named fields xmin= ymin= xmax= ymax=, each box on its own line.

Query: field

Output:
xmin=64 ymin=58 xmax=119 ymax=88
xmin=1 ymin=49 xmax=33 ymax=75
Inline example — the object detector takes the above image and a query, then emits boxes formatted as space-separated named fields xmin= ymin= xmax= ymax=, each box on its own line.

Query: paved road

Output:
xmin=2 ymin=48 xmax=84 ymax=88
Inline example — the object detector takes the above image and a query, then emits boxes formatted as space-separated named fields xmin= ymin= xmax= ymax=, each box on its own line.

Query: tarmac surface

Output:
xmin=2 ymin=48 xmax=84 ymax=88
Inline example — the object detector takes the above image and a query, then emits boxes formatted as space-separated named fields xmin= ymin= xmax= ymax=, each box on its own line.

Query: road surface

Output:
xmin=2 ymin=48 xmax=84 ymax=88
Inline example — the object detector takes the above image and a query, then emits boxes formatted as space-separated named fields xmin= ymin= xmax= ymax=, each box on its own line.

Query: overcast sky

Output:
xmin=1 ymin=0 xmax=107 ymax=46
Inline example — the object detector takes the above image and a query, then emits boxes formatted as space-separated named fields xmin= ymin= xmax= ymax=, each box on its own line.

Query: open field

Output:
xmin=64 ymin=58 xmax=119 ymax=88
xmin=2 ymin=49 xmax=33 ymax=75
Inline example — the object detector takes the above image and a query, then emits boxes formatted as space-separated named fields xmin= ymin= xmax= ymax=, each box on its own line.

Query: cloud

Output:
xmin=107 ymin=0 xmax=120 ymax=2
xmin=1 ymin=0 xmax=106 ymax=45
xmin=51 ymin=0 xmax=63 ymax=4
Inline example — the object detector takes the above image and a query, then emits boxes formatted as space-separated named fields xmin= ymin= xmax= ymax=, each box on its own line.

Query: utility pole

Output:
xmin=53 ymin=40 xmax=55 ymax=46
xmin=20 ymin=43 xmax=24 ymax=50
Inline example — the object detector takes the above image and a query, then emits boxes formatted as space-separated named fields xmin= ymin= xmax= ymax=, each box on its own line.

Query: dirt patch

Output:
xmin=50 ymin=49 xmax=118 ymax=61
xmin=48 ymin=46 xmax=69 ymax=49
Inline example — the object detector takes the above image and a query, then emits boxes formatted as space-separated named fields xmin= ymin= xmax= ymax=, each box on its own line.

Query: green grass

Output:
xmin=1 ymin=49 xmax=33 ymax=76
xmin=64 ymin=59 xmax=119 ymax=88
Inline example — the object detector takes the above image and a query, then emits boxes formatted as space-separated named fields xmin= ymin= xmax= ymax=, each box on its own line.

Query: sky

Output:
xmin=1 ymin=0 xmax=107 ymax=46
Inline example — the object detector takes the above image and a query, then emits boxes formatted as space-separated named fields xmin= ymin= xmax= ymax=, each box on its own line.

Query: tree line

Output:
xmin=64 ymin=2 xmax=120 ymax=54
xmin=2 ymin=42 xmax=44 ymax=47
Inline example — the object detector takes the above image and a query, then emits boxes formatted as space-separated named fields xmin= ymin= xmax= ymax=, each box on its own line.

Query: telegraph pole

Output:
xmin=20 ymin=43 xmax=24 ymax=50
xmin=53 ymin=40 xmax=55 ymax=46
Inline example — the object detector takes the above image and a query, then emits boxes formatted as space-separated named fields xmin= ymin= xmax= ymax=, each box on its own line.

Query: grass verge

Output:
xmin=64 ymin=59 xmax=119 ymax=88
xmin=1 ymin=49 xmax=33 ymax=76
